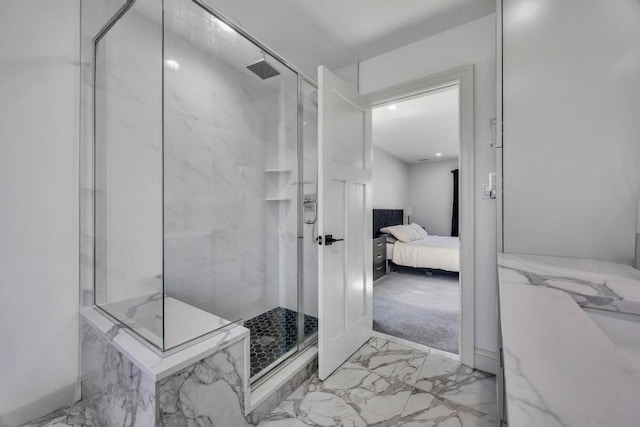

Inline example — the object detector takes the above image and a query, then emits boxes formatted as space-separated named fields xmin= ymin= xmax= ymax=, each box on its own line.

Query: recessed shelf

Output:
xmin=265 ymin=197 xmax=292 ymax=202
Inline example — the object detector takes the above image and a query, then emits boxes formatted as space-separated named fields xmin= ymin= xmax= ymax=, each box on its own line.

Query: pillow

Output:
xmin=409 ymin=223 xmax=429 ymax=239
xmin=384 ymin=234 xmax=397 ymax=244
xmin=379 ymin=225 xmax=421 ymax=242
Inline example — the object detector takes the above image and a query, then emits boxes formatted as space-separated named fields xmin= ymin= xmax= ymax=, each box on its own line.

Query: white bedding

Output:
xmin=386 ymin=242 xmax=394 ymax=260
xmin=391 ymin=235 xmax=460 ymax=272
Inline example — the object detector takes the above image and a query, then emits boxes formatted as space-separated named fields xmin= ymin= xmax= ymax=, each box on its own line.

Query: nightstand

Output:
xmin=373 ymin=236 xmax=386 ymax=281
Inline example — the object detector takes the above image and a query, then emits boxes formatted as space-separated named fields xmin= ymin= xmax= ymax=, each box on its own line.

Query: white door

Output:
xmin=317 ymin=66 xmax=373 ymax=380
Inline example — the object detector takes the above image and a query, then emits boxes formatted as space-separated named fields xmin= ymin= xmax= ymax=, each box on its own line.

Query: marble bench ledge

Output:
xmin=497 ymin=253 xmax=640 ymax=427
xmin=81 ymin=307 xmax=249 ymax=382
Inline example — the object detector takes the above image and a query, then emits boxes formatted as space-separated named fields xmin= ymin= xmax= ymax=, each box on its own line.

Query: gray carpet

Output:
xmin=373 ymin=271 xmax=459 ymax=354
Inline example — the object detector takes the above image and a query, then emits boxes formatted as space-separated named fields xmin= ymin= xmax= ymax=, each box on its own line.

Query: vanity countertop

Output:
xmin=497 ymin=253 xmax=640 ymax=426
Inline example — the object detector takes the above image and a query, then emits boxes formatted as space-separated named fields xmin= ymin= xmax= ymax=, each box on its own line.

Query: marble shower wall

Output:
xmin=80 ymin=319 xmax=156 ymax=427
xmin=162 ymin=0 xmax=299 ymax=325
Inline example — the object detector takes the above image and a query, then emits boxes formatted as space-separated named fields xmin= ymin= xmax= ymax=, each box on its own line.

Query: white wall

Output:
xmin=502 ymin=0 xmax=640 ymax=265
xmin=372 ymin=146 xmax=410 ymax=209
xmin=409 ymin=159 xmax=459 ymax=236
xmin=350 ymin=14 xmax=498 ymax=367
xmin=0 ymin=1 xmax=80 ymax=425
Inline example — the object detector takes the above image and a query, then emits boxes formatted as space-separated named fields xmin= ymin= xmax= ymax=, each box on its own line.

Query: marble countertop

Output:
xmin=498 ymin=253 xmax=640 ymax=426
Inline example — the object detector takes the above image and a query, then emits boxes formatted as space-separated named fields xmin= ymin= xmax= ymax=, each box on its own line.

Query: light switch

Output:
xmin=483 ymin=183 xmax=491 ymax=198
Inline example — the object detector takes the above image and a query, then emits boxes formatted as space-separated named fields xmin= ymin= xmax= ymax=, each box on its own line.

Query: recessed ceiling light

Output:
xmin=165 ymin=59 xmax=180 ymax=70
xmin=388 ymin=105 xmax=397 ymax=111
xmin=436 ymin=153 xmax=442 ymax=157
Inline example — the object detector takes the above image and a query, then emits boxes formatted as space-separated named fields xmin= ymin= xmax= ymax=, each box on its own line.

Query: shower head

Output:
xmin=247 ymin=58 xmax=280 ymax=80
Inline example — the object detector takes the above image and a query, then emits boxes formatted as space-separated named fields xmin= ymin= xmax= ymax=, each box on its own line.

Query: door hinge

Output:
xmin=499 ymin=347 xmax=504 ymax=368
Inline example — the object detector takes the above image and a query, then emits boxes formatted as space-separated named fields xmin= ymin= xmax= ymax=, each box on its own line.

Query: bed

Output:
xmin=373 ymin=209 xmax=459 ymax=274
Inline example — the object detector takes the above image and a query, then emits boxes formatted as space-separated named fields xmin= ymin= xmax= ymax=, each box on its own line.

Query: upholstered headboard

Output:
xmin=373 ymin=209 xmax=404 ymax=237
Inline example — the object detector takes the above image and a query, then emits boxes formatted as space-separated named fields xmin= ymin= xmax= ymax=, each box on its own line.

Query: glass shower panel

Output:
xmin=163 ymin=0 xmax=300 ymax=365
xmin=94 ymin=0 xmax=164 ymax=348
xmin=301 ymin=79 xmax=319 ymax=346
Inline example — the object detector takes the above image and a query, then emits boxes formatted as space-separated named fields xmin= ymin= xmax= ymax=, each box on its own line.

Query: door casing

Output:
xmin=366 ymin=65 xmax=476 ymax=368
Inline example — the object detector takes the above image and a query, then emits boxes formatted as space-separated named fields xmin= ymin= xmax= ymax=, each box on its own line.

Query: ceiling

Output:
xmin=372 ymin=85 xmax=459 ymax=164
xmin=202 ymin=0 xmax=495 ymax=77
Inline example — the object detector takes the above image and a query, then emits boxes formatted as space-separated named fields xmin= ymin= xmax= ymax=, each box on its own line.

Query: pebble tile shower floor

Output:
xmin=245 ymin=306 xmax=318 ymax=378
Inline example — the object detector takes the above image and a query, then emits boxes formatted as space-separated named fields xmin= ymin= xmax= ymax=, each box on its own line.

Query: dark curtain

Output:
xmin=451 ymin=169 xmax=459 ymax=237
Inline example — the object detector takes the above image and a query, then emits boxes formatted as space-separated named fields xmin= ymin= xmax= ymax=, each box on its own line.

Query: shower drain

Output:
xmin=256 ymin=336 xmax=276 ymax=346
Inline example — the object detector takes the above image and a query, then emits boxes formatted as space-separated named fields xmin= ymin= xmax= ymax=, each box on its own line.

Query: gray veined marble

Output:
xmin=397 ymin=389 xmax=498 ymax=427
xmin=279 ymin=371 xmax=412 ymax=426
xmin=259 ymin=337 xmax=497 ymax=427
xmin=247 ymin=354 xmax=319 ymax=426
xmin=17 ymin=401 xmax=99 ymax=427
xmin=347 ymin=337 xmax=428 ymax=386
xmin=498 ymin=253 xmax=640 ymax=426
xmin=80 ymin=319 xmax=156 ymax=427
xmin=498 ymin=253 xmax=640 ymax=315
xmin=414 ymin=352 xmax=497 ymax=418
xmin=157 ymin=339 xmax=251 ymax=427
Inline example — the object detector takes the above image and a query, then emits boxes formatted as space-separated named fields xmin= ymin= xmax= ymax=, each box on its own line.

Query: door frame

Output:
xmin=366 ymin=65 xmax=475 ymax=368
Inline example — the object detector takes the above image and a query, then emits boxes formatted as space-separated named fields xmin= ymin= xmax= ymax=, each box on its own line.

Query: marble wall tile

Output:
xmin=80 ymin=319 xmax=156 ymax=427
xmin=162 ymin=0 xmax=300 ymax=323
xmin=157 ymin=339 xmax=251 ymax=427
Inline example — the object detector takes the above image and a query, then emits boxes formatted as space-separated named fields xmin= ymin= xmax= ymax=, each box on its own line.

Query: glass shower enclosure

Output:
xmin=91 ymin=0 xmax=318 ymax=382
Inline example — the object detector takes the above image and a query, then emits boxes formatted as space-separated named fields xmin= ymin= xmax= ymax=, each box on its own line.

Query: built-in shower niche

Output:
xmin=92 ymin=0 xmax=318 ymax=380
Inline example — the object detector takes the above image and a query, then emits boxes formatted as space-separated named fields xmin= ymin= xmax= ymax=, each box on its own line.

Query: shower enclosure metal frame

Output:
xmin=89 ymin=0 xmax=318 ymax=378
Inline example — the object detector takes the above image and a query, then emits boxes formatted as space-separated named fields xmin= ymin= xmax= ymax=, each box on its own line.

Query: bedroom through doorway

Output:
xmin=371 ymin=82 xmax=461 ymax=357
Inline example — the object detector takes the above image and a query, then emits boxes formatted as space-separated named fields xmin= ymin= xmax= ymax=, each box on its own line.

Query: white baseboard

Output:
xmin=475 ymin=348 xmax=498 ymax=374
xmin=0 ymin=382 xmax=78 ymax=427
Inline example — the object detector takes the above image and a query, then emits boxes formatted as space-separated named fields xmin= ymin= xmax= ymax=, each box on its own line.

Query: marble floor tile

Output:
xmin=260 ymin=337 xmax=498 ymax=427
xmin=19 ymin=401 xmax=99 ymax=427
xmin=265 ymin=365 xmax=413 ymax=426
xmin=414 ymin=352 xmax=497 ymax=417
xmin=348 ymin=337 xmax=428 ymax=386
xmin=396 ymin=389 xmax=499 ymax=426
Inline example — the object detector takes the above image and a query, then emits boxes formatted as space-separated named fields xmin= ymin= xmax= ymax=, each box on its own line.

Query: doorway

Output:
xmin=367 ymin=66 xmax=475 ymax=366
